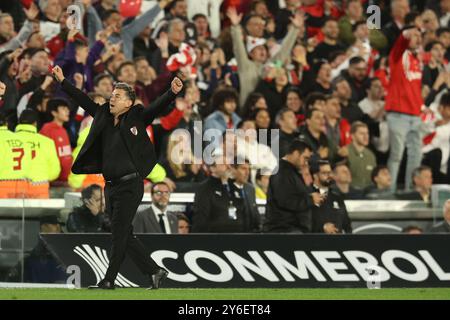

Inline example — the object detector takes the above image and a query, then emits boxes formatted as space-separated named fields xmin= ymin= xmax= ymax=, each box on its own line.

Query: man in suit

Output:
xmin=430 ymin=200 xmax=450 ymax=233
xmin=52 ymin=65 xmax=183 ymax=290
xmin=133 ymin=182 xmax=178 ymax=234
xmin=264 ymin=139 xmax=324 ymax=233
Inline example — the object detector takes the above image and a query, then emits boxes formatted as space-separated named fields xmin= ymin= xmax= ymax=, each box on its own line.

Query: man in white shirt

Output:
xmin=133 ymin=182 xmax=178 ymax=233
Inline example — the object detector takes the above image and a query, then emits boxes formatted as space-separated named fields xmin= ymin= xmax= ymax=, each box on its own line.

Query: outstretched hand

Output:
xmin=171 ymin=77 xmax=183 ymax=95
xmin=227 ymin=7 xmax=242 ymax=26
xmin=52 ymin=66 xmax=65 ymax=83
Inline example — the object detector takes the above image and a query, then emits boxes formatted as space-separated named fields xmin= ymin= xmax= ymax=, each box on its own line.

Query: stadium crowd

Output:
xmin=0 ymin=0 xmax=449 ymax=235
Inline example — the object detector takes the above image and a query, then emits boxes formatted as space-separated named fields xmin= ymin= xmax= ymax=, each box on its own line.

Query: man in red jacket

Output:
xmin=385 ymin=27 xmax=424 ymax=191
xmin=39 ymin=99 xmax=73 ymax=184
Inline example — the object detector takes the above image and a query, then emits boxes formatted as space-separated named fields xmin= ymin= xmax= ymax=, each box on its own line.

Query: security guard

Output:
xmin=0 ymin=113 xmax=24 ymax=198
xmin=14 ymin=109 xmax=60 ymax=198
xmin=310 ymin=160 xmax=352 ymax=234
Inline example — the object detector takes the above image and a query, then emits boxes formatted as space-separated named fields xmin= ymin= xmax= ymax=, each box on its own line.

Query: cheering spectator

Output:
xmin=228 ymin=6 xmax=302 ymax=108
xmin=385 ymin=27 xmax=425 ymax=191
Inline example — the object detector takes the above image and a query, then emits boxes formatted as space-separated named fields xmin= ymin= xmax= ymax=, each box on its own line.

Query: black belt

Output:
xmin=106 ymin=172 xmax=140 ymax=185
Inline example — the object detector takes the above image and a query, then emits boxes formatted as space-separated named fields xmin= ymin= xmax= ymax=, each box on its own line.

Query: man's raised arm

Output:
xmin=142 ymin=77 xmax=184 ymax=125
xmin=52 ymin=66 xmax=99 ymax=118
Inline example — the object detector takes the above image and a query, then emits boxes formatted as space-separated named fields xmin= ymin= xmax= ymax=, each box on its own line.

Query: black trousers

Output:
xmin=103 ymin=177 xmax=159 ymax=282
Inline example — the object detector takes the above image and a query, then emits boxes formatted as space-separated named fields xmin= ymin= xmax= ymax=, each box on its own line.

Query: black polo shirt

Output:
xmin=101 ymin=114 xmax=137 ymax=180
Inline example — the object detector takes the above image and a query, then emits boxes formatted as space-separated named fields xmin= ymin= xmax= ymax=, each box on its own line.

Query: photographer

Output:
xmin=311 ymin=160 xmax=352 ymax=234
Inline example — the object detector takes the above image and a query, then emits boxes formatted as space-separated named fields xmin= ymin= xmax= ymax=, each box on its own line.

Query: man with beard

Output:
xmin=311 ymin=160 xmax=352 ymax=234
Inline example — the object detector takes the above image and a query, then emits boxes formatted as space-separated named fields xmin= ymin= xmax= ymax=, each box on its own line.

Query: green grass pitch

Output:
xmin=0 ymin=288 xmax=449 ymax=300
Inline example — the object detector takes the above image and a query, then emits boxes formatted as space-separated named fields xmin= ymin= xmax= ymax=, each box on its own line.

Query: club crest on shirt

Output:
xmin=130 ymin=126 xmax=138 ymax=136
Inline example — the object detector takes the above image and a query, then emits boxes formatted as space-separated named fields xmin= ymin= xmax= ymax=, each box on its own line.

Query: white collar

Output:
xmin=151 ymin=204 xmax=167 ymax=216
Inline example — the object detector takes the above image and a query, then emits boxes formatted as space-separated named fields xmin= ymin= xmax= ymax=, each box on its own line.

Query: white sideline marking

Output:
xmin=0 ymin=282 xmax=77 ymax=289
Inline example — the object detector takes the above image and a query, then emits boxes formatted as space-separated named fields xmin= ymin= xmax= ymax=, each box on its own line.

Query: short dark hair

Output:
xmin=249 ymin=107 xmax=270 ymax=122
xmin=176 ymin=212 xmax=190 ymax=224
xmin=151 ymin=182 xmax=170 ymax=195
xmin=412 ymin=165 xmax=432 ymax=185
xmin=113 ymin=82 xmax=136 ymax=105
xmin=275 ymin=107 xmax=294 ymax=124
xmin=310 ymin=159 xmax=331 ymax=175
xmin=192 ymin=13 xmax=208 ymax=21
xmin=94 ymin=73 xmax=113 ymax=87
xmin=304 ymin=92 xmax=326 ymax=110
xmin=425 ymin=40 xmax=445 ymax=52
xmin=232 ymin=156 xmax=250 ymax=168
xmin=440 ymin=92 xmax=450 ymax=107
xmin=133 ymin=56 xmax=148 ymax=64
xmin=81 ymin=184 xmax=102 ymax=201
xmin=19 ymin=109 xmax=39 ymax=125
xmin=287 ymin=139 xmax=312 ymax=155
xmin=405 ymin=11 xmax=421 ymax=26
xmin=368 ymin=77 xmax=381 ymax=87
xmin=333 ymin=160 xmax=349 ymax=172
xmin=371 ymin=165 xmax=388 ymax=183
xmin=437 ymin=27 xmax=450 ymax=37
xmin=352 ymin=20 xmax=367 ymax=33
xmin=47 ymin=98 xmax=70 ymax=114
xmin=117 ymin=61 xmax=135 ymax=77
xmin=244 ymin=14 xmax=265 ymax=27
xmin=243 ymin=92 xmax=265 ymax=117
xmin=328 ymin=50 xmax=346 ymax=63
xmin=305 ymin=107 xmax=323 ymax=120
xmin=103 ymin=9 xmax=120 ymax=21
xmin=211 ymin=87 xmax=239 ymax=112
xmin=349 ymin=56 xmax=365 ymax=65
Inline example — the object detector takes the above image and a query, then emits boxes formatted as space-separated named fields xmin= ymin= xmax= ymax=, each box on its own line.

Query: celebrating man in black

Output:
xmin=52 ymin=66 xmax=183 ymax=289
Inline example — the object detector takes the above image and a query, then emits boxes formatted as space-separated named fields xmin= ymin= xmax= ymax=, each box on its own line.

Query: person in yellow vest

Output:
xmin=0 ymin=81 xmax=25 ymax=198
xmin=14 ymin=109 xmax=60 ymax=198
xmin=0 ymin=111 xmax=26 ymax=198
xmin=69 ymin=93 xmax=169 ymax=191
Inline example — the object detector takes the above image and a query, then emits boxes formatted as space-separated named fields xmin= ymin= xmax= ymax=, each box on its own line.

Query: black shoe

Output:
xmin=88 ymin=279 xmax=115 ymax=290
xmin=148 ymin=269 xmax=168 ymax=290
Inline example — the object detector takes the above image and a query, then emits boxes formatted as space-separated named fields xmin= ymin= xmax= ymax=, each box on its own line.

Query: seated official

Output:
xmin=364 ymin=165 xmax=397 ymax=200
xmin=429 ymin=199 xmax=450 ymax=233
xmin=310 ymin=160 xmax=352 ymax=234
xmin=331 ymin=162 xmax=364 ymax=200
xmin=192 ymin=153 xmax=255 ymax=233
xmin=66 ymin=184 xmax=109 ymax=233
xmin=133 ymin=182 xmax=178 ymax=234
xmin=396 ymin=166 xmax=433 ymax=204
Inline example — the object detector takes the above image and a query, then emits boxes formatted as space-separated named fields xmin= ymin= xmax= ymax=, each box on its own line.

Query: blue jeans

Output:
xmin=386 ymin=113 xmax=423 ymax=191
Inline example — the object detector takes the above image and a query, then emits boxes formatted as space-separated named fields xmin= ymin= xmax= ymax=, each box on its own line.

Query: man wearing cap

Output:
xmin=52 ymin=65 xmax=183 ymax=290
xmin=227 ymin=7 xmax=304 ymax=109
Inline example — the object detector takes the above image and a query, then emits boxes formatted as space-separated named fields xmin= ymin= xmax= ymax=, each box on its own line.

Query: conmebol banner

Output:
xmin=41 ymin=234 xmax=450 ymax=288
